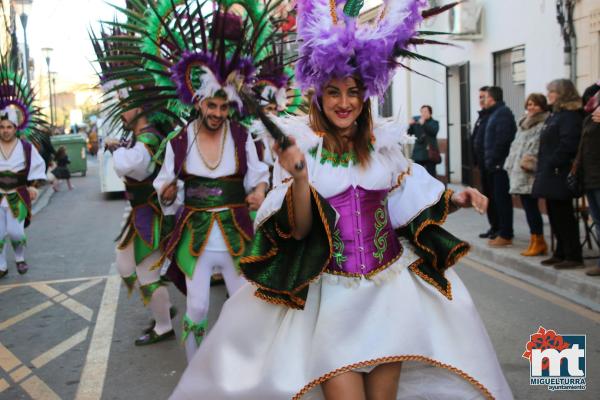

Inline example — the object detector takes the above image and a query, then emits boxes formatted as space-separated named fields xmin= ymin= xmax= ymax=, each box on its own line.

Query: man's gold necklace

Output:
xmin=0 ymin=140 xmax=18 ymax=161
xmin=196 ymin=122 xmax=227 ymax=171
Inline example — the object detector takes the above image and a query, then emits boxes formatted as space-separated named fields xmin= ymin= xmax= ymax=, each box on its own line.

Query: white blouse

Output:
xmin=113 ymin=142 xmax=154 ymax=182
xmin=0 ymin=140 xmax=47 ymax=206
xmin=254 ymin=116 xmax=446 ymax=230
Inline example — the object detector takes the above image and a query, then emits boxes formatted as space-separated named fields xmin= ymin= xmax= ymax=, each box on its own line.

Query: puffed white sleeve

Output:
xmin=27 ymin=145 xmax=47 ymax=181
xmin=372 ymin=121 xmax=446 ymax=229
xmin=152 ymin=141 xmax=183 ymax=215
xmin=243 ymin=132 xmax=270 ymax=193
xmin=112 ymin=142 xmax=153 ymax=181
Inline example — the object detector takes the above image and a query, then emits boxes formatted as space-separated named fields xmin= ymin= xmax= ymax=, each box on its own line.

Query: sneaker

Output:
xmin=541 ymin=257 xmax=564 ymax=266
xmin=16 ymin=262 xmax=28 ymax=275
xmin=554 ymin=260 xmax=584 ymax=270
xmin=0 ymin=269 xmax=7 ymax=279
xmin=487 ymin=237 xmax=512 ymax=247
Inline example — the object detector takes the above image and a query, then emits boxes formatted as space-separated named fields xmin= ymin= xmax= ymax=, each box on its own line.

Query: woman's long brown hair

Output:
xmin=308 ymin=86 xmax=373 ymax=167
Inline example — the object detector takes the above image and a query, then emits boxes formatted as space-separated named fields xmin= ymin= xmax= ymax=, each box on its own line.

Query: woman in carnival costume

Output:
xmin=170 ymin=1 xmax=513 ymax=399
xmin=0 ymin=61 xmax=48 ymax=278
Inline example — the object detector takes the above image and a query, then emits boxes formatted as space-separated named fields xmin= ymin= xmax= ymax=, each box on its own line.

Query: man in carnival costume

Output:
xmin=0 ymin=63 xmax=48 ymax=278
xmin=91 ymin=14 xmax=177 ymax=345
xmin=116 ymin=0 xmax=274 ymax=360
xmin=170 ymin=1 xmax=513 ymax=399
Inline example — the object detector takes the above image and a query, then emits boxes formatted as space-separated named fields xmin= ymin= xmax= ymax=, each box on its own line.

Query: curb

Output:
xmin=32 ymin=184 xmax=54 ymax=216
xmin=466 ymin=243 xmax=600 ymax=313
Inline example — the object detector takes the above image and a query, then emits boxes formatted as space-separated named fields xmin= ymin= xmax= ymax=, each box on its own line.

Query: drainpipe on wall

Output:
xmin=556 ymin=0 xmax=578 ymax=82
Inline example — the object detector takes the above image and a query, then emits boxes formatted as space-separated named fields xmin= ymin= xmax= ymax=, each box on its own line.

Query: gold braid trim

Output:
xmin=286 ymin=184 xmax=297 ymax=235
xmin=329 ymin=0 xmax=338 ymax=24
xmin=292 ymin=354 xmax=495 ymax=400
xmin=254 ymin=290 xmax=304 ymax=310
xmin=15 ymin=190 xmax=31 ymax=220
xmin=215 ymin=212 xmax=245 ymax=258
xmin=240 ymin=185 xmax=334 ymax=308
xmin=389 ymin=164 xmax=413 ymax=192
xmin=230 ymin=208 xmax=252 ymax=242
xmin=411 ymin=189 xmax=453 ymax=270
xmin=275 ymin=223 xmax=293 ymax=239
xmin=188 ymin=212 xmax=215 ymax=257
xmin=447 ymin=241 xmax=471 ymax=268
xmin=240 ymin=227 xmax=279 ymax=264
xmin=117 ymin=218 xmax=135 ymax=250
xmin=409 ymin=259 xmax=453 ymax=300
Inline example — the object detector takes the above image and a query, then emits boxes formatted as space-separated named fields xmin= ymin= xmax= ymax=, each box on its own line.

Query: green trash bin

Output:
xmin=50 ymin=134 xmax=88 ymax=176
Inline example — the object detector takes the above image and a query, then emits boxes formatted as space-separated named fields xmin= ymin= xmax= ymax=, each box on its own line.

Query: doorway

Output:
xmin=446 ymin=62 xmax=472 ymax=185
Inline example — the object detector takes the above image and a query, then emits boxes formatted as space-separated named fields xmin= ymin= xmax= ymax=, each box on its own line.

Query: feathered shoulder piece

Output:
xmin=373 ymin=118 xmax=412 ymax=151
xmin=295 ymin=0 xmax=458 ymax=98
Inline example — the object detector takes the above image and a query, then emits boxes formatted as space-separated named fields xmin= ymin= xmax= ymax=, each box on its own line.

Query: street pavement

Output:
xmin=0 ymin=161 xmax=598 ymax=400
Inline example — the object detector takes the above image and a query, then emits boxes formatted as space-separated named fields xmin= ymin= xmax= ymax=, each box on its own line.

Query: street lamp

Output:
xmin=14 ymin=0 xmax=33 ymax=85
xmin=50 ymin=72 xmax=58 ymax=127
xmin=42 ymin=47 xmax=54 ymax=126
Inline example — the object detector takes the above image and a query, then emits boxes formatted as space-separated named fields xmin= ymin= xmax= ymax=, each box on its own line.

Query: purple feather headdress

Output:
xmin=295 ymin=0 xmax=428 ymax=98
xmin=170 ymin=51 xmax=255 ymax=108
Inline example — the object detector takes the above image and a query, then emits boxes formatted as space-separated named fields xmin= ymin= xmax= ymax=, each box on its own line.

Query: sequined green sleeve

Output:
xmin=241 ymin=186 xmax=337 ymax=310
xmin=395 ymin=190 xmax=470 ymax=300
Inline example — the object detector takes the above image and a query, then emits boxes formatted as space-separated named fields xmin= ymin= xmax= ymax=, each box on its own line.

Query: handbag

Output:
xmin=427 ymin=144 xmax=442 ymax=165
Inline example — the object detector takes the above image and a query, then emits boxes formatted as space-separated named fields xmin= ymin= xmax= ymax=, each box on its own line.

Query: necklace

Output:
xmin=196 ymin=121 xmax=227 ymax=171
xmin=0 ymin=140 xmax=18 ymax=161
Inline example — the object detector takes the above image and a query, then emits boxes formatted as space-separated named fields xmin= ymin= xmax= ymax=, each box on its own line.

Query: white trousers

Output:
xmin=0 ymin=201 xmax=26 ymax=271
xmin=184 ymin=248 xmax=246 ymax=361
xmin=115 ymin=243 xmax=173 ymax=335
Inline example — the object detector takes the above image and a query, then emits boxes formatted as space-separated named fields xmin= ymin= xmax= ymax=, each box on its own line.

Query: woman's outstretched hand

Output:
xmin=451 ymin=187 xmax=488 ymax=215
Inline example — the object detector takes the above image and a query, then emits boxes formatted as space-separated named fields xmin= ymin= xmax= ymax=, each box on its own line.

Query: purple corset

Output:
xmin=326 ymin=186 xmax=401 ymax=276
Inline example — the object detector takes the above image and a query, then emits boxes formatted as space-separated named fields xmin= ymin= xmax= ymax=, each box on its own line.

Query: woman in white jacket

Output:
xmin=504 ymin=93 xmax=549 ymax=256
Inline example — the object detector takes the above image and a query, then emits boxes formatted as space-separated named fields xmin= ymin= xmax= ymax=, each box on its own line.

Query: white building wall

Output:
xmin=384 ymin=0 xmax=567 ymax=183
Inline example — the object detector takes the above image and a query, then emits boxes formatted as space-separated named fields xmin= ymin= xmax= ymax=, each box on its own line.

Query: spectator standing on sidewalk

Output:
xmin=504 ymin=94 xmax=549 ymax=256
xmin=581 ymin=82 xmax=600 ymax=276
xmin=472 ymin=86 xmax=498 ymax=239
xmin=484 ymin=86 xmax=517 ymax=247
xmin=408 ymin=105 xmax=440 ymax=177
xmin=532 ymin=79 xmax=583 ymax=269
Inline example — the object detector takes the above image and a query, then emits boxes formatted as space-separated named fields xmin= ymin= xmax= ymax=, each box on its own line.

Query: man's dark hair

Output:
xmin=479 ymin=86 xmax=489 ymax=92
xmin=421 ymin=105 xmax=433 ymax=115
xmin=486 ymin=86 xmax=503 ymax=102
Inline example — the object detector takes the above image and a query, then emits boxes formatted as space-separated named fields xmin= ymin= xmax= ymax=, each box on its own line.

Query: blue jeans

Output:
xmin=586 ymin=189 xmax=600 ymax=266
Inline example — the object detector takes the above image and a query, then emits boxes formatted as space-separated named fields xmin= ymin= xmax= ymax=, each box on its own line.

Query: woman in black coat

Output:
xmin=532 ymin=79 xmax=583 ymax=269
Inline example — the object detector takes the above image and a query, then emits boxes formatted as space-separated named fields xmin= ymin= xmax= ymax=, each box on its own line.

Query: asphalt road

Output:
xmin=0 ymin=161 xmax=598 ymax=400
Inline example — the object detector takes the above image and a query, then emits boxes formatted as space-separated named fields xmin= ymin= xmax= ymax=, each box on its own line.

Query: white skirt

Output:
xmin=170 ymin=245 xmax=513 ymax=400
